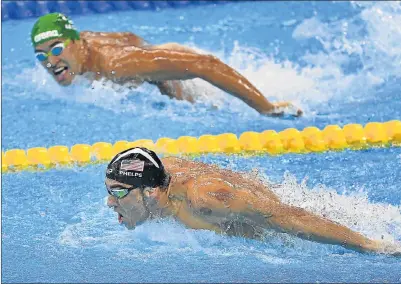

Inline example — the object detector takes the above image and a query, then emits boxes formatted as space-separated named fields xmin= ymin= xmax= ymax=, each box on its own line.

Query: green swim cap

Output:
xmin=31 ymin=13 xmax=80 ymax=47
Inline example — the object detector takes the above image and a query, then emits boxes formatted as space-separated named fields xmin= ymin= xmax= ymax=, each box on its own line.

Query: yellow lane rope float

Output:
xmin=2 ymin=120 xmax=401 ymax=173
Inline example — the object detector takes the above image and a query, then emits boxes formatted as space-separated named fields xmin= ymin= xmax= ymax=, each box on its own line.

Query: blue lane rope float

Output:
xmin=2 ymin=120 xmax=401 ymax=173
xmin=1 ymin=1 xmax=229 ymax=21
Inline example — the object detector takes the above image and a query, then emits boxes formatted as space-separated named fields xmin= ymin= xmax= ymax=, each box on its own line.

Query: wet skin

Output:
xmin=35 ymin=31 xmax=302 ymax=116
xmin=106 ymin=156 xmax=401 ymax=256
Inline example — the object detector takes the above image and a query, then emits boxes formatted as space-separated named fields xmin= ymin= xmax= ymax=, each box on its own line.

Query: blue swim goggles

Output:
xmin=35 ymin=39 xmax=71 ymax=62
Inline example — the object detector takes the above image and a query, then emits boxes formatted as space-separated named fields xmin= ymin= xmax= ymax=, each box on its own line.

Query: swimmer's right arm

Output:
xmin=102 ymin=47 xmax=302 ymax=116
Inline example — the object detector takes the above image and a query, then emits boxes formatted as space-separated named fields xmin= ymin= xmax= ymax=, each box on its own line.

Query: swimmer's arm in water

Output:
xmin=101 ymin=47 xmax=301 ymax=116
xmin=253 ymin=201 xmax=388 ymax=254
xmin=149 ymin=80 xmax=194 ymax=102
xmin=186 ymin=176 xmax=390 ymax=254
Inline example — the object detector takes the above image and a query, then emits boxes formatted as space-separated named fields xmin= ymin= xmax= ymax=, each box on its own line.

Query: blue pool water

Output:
xmin=2 ymin=1 xmax=401 ymax=282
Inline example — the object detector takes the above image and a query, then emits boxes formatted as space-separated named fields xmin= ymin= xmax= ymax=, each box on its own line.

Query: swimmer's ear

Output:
xmin=142 ymin=187 xmax=160 ymax=209
xmin=143 ymin=188 xmax=151 ymax=197
xmin=143 ymin=187 xmax=157 ymax=198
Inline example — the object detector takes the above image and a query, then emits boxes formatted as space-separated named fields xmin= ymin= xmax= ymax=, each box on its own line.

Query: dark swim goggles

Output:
xmin=35 ymin=39 xmax=71 ymax=62
xmin=107 ymin=186 xmax=137 ymax=199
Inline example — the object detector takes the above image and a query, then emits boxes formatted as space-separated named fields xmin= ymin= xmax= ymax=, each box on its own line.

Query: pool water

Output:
xmin=2 ymin=1 xmax=401 ymax=282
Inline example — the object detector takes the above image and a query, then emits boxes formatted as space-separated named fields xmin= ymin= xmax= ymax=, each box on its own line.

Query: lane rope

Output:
xmin=2 ymin=120 xmax=401 ymax=173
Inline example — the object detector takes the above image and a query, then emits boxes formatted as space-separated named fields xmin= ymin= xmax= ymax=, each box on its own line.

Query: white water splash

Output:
xmin=265 ymin=172 xmax=401 ymax=244
xmin=59 ymin=202 xmax=294 ymax=264
xmin=292 ymin=2 xmax=401 ymax=98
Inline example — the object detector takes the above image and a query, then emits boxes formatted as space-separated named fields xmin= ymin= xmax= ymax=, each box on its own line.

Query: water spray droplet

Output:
xmin=46 ymin=63 xmax=51 ymax=68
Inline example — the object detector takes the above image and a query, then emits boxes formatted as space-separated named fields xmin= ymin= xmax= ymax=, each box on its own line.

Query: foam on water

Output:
xmin=59 ymin=200 xmax=294 ymax=264
xmin=292 ymin=2 xmax=401 ymax=98
xmin=268 ymin=173 xmax=401 ymax=243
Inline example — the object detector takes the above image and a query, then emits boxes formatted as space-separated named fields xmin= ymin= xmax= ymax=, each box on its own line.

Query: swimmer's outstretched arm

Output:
xmin=253 ymin=201 xmax=387 ymax=254
xmin=102 ymin=47 xmax=302 ymax=116
xmin=187 ymin=177 xmax=396 ymax=255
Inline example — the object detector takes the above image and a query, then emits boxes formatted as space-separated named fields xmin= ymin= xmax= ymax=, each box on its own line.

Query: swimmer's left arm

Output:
xmin=187 ymin=177 xmax=388 ymax=254
xmin=103 ymin=47 xmax=301 ymax=116
xmin=249 ymin=195 xmax=390 ymax=254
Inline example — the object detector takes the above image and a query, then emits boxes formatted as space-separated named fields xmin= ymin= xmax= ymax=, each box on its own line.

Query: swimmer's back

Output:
xmin=81 ymin=31 xmax=145 ymax=47
xmin=162 ymin=157 xmax=280 ymax=202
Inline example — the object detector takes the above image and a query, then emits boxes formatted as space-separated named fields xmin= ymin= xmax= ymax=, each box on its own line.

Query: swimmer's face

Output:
xmin=34 ymin=38 xmax=80 ymax=86
xmin=105 ymin=178 xmax=150 ymax=230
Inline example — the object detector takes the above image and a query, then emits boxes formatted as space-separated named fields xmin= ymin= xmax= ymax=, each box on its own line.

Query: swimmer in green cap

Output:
xmin=32 ymin=13 xmax=302 ymax=117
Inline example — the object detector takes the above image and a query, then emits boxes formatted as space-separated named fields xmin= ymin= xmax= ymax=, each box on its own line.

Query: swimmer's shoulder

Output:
xmin=161 ymin=156 xmax=181 ymax=166
xmin=80 ymin=31 xmax=145 ymax=48
xmin=80 ymin=31 xmax=95 ymax=38
xmin=162 ymin=156 xmax=200 ymax=169
xmin=163 ymin=157 xmax=207 ymax=187
xmin=80 ymin=30 xmax=140 ymax=38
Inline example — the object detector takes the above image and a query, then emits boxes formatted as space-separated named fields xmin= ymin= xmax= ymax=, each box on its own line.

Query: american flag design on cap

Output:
xmin=120 ymin=159 xmax=145 ymax=172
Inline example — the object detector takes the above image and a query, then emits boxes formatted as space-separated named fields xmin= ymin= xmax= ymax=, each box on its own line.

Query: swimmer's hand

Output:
xmin=264 ymin=102 xmax=303 ymax=117
xmin=379 ymin=241 xmax=401 ymax=257
xmin=365 ymin=240 xmax=401 ymax=257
